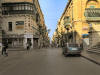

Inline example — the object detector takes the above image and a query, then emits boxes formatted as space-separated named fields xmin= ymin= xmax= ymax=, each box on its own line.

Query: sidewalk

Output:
xmin=0 ymin=47 xmax=27 ymax=60
xmin=0 ymin=47 xmax=39 ymax=59
xmin=82 ymin=50 xmax=100 ymax=65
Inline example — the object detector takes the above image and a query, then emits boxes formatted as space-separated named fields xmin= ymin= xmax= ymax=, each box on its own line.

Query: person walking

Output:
xmin=26 ymin=42 xmax=32 ymax=50
xmin=2 ymin=42 xmax=8 ymax=56
xmin=26 ymin=42 xmax=29 ymax=50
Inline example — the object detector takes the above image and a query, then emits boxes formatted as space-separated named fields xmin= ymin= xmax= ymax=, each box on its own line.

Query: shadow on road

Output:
xmin=8 ymin=50 xmax=26 ymax=51
xmin=64 ymin=54 xmax=81 ymax=57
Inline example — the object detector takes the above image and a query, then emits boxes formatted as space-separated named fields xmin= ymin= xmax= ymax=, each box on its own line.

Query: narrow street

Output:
xmin=0 ymin=48 xmax=100 ymax=75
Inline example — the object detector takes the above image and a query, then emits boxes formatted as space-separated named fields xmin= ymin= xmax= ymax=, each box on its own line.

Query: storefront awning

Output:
xmin=82 ymin=34 xmax=89 ymax=38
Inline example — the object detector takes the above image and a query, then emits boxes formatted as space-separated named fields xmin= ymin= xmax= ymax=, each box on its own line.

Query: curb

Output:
xmin=81 ymin=55 xmax=100 ymax=66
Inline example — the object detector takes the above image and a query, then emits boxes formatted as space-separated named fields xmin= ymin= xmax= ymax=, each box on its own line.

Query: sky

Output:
xmin=38 ymin=0 xmax=68 ymax=39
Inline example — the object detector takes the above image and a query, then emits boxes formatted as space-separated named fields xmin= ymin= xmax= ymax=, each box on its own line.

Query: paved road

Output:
xmin=0 ymin=48 xmax=100 ymax=75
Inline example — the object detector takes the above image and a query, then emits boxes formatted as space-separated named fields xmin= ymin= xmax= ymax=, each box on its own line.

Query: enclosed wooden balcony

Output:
xmin=63 ymin=16 xmax=71 ymax=29
xmin=2 ymin=2 xmax=37 ymax=15
xmin=85 ymin=8 xmax=100 ymax=21
xmin=64 ymin=16 xmax=71 ymax=26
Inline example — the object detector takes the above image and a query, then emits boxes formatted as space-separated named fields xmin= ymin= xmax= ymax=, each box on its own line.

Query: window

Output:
xmin=64 ymin=16 xmax=70 ymax=23
xmin=15 ymin=5 xmax=19 ymax=10
xmin=2 ymin=2 xmax=35 ymax=15
xmin=30 ymin=5 xmax=33 ymax=10
xmin=27 ymin=5 xmax=31 ymax=10
xmin=9 ymin=7 xmax=13 ymax=11
xmin=13 ymin=6 xmax=17 ymax=10
xmin=4 ymin=7 xmax=7 ymax=11
xmin=16 ymin=21 xmax=24 ymax=25
xmin=8 ymin=22 xmax=12 ymax=31
xmin=36 ymin=13 xmax=39 ymax=22
xmin=18 ymin=5 xmax=22 ymax=10
xmin=25 ymin=4 xmax=28 ymax=10
xmin=21 ymin=5 xmax=25 ymax=10
xmin=90 ymin=5 xmax=95 ymax=8
xmin=66 ymin=16 xmax=70 ymax=20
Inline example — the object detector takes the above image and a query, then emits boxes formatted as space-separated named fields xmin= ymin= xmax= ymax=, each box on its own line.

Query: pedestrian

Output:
xmin=26 ymin=42 xmax=29 ymax=50
xmin=29 ymin=42 xmax=32 ymax=48
xmin=2 ymin=43 xmax=8 ymax=56
xmin=26 ymin=42 xmax=32 ymax=50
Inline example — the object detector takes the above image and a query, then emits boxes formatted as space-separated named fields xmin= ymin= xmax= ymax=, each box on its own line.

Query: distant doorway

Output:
xmin=33 ymin=38 xmax=38 ymax=48
xmin=27 ymin=38 xmax=31 ymax=43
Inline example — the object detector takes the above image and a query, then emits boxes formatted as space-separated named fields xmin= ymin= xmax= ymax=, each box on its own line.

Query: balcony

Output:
xmin=63 ymin=16 xmax=71 ymax=29
xmin=85 ymin=8 xmax=100 ymax=21
xmin=2 ymin=2 xmax=36 ymax=15
xmin=2 ymin=10 xmax=35 ymax=15
xmin=64 ymin=16 xmax=71 ymax=25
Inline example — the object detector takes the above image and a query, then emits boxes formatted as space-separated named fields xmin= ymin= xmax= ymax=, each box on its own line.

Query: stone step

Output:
xmin=88 ymin=48 xmax=100 ymax=50
xmin=88 ymin=46 xmax=100 ymax=50
xmin=88 ymin=48 xmax=100 ymax=51
xmin=92 ymin=45 xmax=100 ymax=47
xmin=88 ymin=50 xmax=100 ymax=54
xmin=88 ymin=47 xmax=100 ymax=50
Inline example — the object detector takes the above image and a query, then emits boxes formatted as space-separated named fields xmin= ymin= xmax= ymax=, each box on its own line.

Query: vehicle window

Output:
xmin=69 ymin=44 xmax=78 ymax=47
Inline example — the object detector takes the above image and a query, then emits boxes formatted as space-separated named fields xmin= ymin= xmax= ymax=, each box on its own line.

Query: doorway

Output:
xmin=33 ymin=38 xmax=38 ymax=48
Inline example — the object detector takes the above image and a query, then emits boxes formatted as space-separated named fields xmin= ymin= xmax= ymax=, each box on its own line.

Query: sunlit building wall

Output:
xmin=58 ymin=0 xmax=100 ymax=47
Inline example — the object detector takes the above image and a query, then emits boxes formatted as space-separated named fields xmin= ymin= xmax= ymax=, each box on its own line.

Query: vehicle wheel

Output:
xmin=62 ymin=51 xmax=66 ymax=56
xmin=77 ymin=54 xmax=81 ymax=57
xmin=64 ymin=54 xmax=68 ymax=57
xmin=79 ymin=54 xmax=81 ymax=56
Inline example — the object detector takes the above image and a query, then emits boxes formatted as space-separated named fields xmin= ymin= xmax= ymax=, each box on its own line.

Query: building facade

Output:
xmin=53 ymin=0 xmax=100 ymax=49
xmin=0 ymin=3 xmax=2 ymax=51
xmin=0 ymin=0 xmax=49 ymax=49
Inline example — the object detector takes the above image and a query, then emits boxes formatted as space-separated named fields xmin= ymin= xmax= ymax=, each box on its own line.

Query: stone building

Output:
xmin=52 ymin=32 xmax=58 ymax=47
xmin=54 ymin=0 xmax=100 ymax=50
xmin=54 ymin=20 xmax=67 ymax=47
xmin=0 ymin=0 xmax=49 ymax=49
xmin=0 ymin=3 xmax=2 ymax=51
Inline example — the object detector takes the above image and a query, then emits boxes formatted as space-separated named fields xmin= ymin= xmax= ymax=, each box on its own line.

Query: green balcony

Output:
xmin=63 ymin=16 xmax=71 ymax=27
xmin=86 ymin=17 xmax=100 ymax=21
xmin=85 ymin=8 xmax=100 ymax=21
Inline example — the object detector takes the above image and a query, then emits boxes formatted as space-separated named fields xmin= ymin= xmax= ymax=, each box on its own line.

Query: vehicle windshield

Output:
xmin=68 ymin=44 xmax=78 ymax=47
